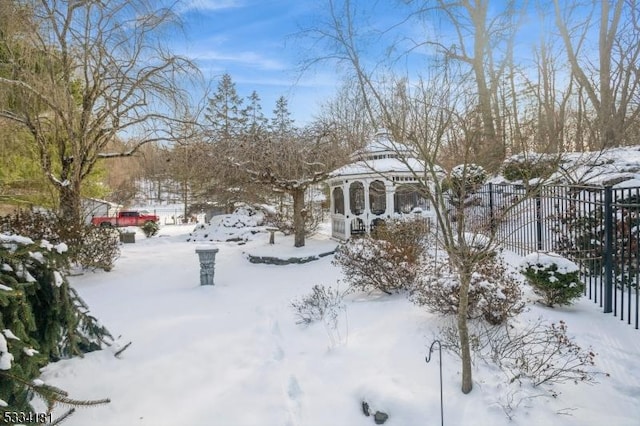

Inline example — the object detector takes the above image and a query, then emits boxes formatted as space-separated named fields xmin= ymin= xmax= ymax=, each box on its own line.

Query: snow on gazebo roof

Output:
xmin=349 ymin=128 xmax=414 ymax=161
xmin=329 ymin=157 xmax=426 ymax=179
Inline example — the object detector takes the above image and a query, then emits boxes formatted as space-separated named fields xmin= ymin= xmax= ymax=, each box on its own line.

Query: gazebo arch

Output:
xmin=394 ymin=184 xmax=425 ymax=214
xmin=332 ymin=187 xmax=344 ymax=215
xmin=349 ymin=181 xmax=365 ymax=215
xmin=369 ymin=180 xmax=386 ymax=215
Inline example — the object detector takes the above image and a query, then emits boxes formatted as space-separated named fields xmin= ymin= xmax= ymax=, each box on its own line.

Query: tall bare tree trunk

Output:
xmin=58 ymin=177 xmax=83 ymax=225
xmin=457 ymin=268 xmax=473 ymax=393
xmin=292 ymin=188 xmax=306 ymax=248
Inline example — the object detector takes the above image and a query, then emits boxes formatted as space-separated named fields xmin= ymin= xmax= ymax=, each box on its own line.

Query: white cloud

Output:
xmin=179 ymin=0 xmax=243 ymax=13
xmin=192 ymin=49 xmax=286 ymax=71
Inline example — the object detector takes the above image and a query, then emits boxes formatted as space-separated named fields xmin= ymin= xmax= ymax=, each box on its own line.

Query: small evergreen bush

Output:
xmin=412 ymin=255 xmax=524 ymax=325
xmin=502 ymin=154 xmax=556 ymax=182
xmin=521 ymin=252 xmax=584 ymax=307
xmin=445 ymin=163 xmax=487 ymax=196
xmin=142 ymin=220 xmax=159 ymax=238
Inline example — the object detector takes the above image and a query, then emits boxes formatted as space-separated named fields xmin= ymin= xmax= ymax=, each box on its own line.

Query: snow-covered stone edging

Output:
xmin=247 ymin=250 xmax=336 ymax=265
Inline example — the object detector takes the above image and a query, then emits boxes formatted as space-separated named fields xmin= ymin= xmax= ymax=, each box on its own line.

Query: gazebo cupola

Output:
xmin=327 ymin=129 xmax=434 ymax=240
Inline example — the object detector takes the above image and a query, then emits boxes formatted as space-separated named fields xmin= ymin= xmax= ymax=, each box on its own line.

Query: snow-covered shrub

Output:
xmin=502 ymin=153 xmax=556 ymax=183
xmin=551 ymin=204 xmax=603 ymax=274
xmin=0 ymin=210 xmax=120 ymax=271
xmin=141 ymin=220 xmax=159 ymax=237
xmin=77 ymin=227 xmax=121 ymax=271
xmin=521 ymin=252 xmax=583 ymax=307
xmin=443 ymin=165 xmax=489 ymax=230
xmin=188 ymin=205 xmax=267 ymax=243
xmin=291 ymin=284 xmax=347 ymax=347
xmin=0 ymin=233 xmax=112 ymax=416
xmin=412 ymin=255 xmax=524 ymax=325
xmin=446 ymin=163 xmax=486 ymax=196
xmin=333 ymin=220 xmax=427 ymax=294
xmin=222 ymin=205 xmax=265 ymax=228
xmin=0 ymin=209 xmax=59 ymax=242
xmin=370 ymin=218 xmax=427 ymax=265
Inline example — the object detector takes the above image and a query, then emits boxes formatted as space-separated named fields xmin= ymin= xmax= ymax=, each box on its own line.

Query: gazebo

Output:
xmin=327 ymin=129 xmax=436 ymax=240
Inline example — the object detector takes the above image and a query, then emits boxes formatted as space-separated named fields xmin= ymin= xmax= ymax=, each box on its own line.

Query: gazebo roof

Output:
xmin=329 ymin=129 xmax=446 ymax=179
xmin=349 ymin=128 xmax=414 ymax=161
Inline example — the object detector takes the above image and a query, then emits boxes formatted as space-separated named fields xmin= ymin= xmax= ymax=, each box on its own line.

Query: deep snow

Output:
xmin=34 ymin=223 xmax=640 ymax=426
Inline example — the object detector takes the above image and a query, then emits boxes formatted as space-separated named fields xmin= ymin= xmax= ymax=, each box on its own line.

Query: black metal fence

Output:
xmin=454 ymin=183 xmax=640 ymax=329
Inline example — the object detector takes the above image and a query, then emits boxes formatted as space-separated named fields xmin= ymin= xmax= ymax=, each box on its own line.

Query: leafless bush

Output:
xmin=291 ymin=284 xmax=348 ymax=347
xmin=412 ymin=255 xmax=524 ymax=325
xmin=291 ymin=284 xmax=344 ymax=324
xmin=439 ymin=318 xmax=602 ymax=390
xmin=75 ymin=227 xmax=121 ymax=272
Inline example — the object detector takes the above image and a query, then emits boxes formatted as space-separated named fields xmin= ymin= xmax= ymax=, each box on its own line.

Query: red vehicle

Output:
xmin=91 ymin=210 xmax=159 ymax=227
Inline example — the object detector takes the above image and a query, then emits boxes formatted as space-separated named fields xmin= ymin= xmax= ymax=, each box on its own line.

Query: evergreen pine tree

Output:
xmin=244 ymin=91 xmax=268 ymax=140
xmin=269 ymin=96 xmax=295 ymax=140
xmin=205 ymin=73 xmax=247 ymax=145
xmin=0 ymin=233 xmax=111 ymax=419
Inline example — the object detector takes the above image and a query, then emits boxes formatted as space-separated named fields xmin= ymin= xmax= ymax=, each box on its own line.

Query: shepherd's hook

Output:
xmin=425 ymin=339 xmax=444 ymax=426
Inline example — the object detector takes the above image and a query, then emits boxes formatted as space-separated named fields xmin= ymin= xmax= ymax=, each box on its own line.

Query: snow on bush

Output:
xmin=0 ymin=210 xmax=119 ymax=271
xmin=76 ymin=227 xmax=121 ymax=271
xmin=333 ymin=220 xmax=427 ymax=295
xmin=521 ymin=252 xmax=583 ymax=307
xmin=333 ymin=238 xmax=416 ymax=294
xmin=0 ymin=232 xmax=112 ymax=416
xmin=448 ymin=163 xmax=487 ymax=194
xmin=412 ymin=255 xmax=524 ymax=325
xmin=501 ymin=153 xmax=557 ymax=183
xmin=142 ymin=220 xmax=159 ymax=238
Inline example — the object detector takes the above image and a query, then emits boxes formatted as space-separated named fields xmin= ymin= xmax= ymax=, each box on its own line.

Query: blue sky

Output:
xmin=173 ymin=0 xmax=340 ymax=125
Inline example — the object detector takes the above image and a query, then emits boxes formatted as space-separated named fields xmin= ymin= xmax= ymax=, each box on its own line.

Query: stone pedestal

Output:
xmin=266 ymin=227 xmax=279 ymax=244
xmin=195 ymin=246 xmax=219 ymax=286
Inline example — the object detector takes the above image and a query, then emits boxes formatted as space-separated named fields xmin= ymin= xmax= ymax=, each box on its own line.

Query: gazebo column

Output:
xmin=329 ymin=184 xmax=335 ymax=218
xmin=363 ymin=180 xmax=371 ymax=233
xmin=385 ymin=181 xmax=395 ymax=217
xmin=343 ymin=181 xmax=351 ymax=239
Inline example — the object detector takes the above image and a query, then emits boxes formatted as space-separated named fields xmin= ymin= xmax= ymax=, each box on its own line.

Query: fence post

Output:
xmin=603 ymin=186 xmax=614 ymax=313
xmin=536 ymin=191 xmax=543 ymax=251
xmin=488 ymin=182 xmax=495 ymax=233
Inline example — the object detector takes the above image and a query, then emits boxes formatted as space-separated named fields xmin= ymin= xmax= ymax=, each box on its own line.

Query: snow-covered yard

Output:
xmin=37 ymin=223 xmax=640 ymax=426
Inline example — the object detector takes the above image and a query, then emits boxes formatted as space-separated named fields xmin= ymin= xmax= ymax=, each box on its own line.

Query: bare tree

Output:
xmin=553 ymin=0 xmax=640 ymax=149
xmin=0 ymin=0 xmax=200 ymax=227
xmin=235 ymin=126 xmax=348 ymax=247
xmin=315 ymin=77 xmax=373 ymax=152
xmin=410 ymin=0 xmax=522 ymax=171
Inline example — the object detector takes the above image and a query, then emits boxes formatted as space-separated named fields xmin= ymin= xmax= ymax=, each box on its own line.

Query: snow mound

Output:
xmin=187 ymin=205 xmax=267 ymax=243
xmin=522 ymin=251 xmax=579 ymax=273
